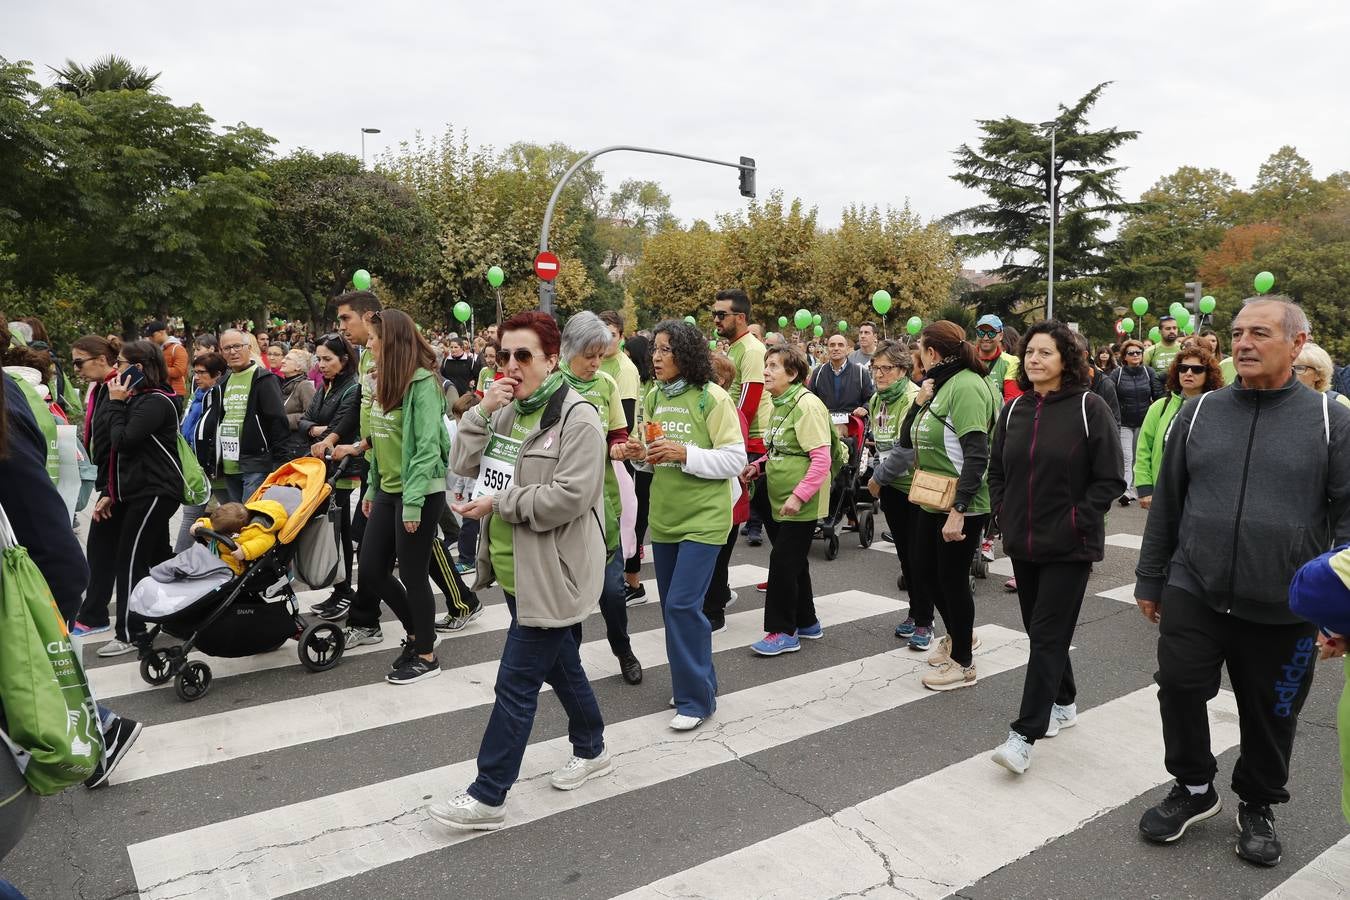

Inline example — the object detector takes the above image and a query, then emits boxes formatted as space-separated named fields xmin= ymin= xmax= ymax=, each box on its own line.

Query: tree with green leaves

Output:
xmin=948 ymin=82 xmax=1140 ymax=329
xmin=49 ymin=54 xmax=160 ymax=96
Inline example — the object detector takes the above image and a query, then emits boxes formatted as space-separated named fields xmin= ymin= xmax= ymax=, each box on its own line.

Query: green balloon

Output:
xmin=906 ymin=316 xmax=922 ymax=335
xmin=837 ymin=320 xmax=848 ymax=332
xmin=1182 ymin=319 xmax=1196 ymax=335
xmin=1169 ymin=302 xmax=1185 ymax=318
xmin=1121 ymin=317 xmax=1135 ymax=333
xmin=812 ymin=314 xmax=822 ymax=326
xmin=352 ymin=269 xmax=371 ymax=291
xmin=486 ymin=265 xmax=505 ymax=288
xmin=1149 ymin=326 xmax=1161 ymax=343
xmin=793 ymin=308 xmax=812 ymax=330
xmin=1199 ymin=295 xmax=1216 ymax=314
xmin=813 ymin=324 xmax=824 ymax=337
xmin=452 ymin=301 xmax=472 ymax=323
xmin=1254 ymin=270 xmax=1275 ymax=294
xmin=872 ymin=290 xmax=892 ymax=315
xmin=778 ymin=316 xmax=788 ymax=328
xmin=683 ymin=315 xmax=696 ymax=325
xmin=1132 ymin=296 xmax=1148 ymax=316
xmin=1174 ymin=308 xmax=1190 ymax=329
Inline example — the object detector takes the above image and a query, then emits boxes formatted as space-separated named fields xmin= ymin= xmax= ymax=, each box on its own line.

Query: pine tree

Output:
xmin=948 ymin=83 xmax=1140 ymax=330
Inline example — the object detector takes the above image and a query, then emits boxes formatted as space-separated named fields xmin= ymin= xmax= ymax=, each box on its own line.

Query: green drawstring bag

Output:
xmin=0 ymin=503 xmax=103 ymax=795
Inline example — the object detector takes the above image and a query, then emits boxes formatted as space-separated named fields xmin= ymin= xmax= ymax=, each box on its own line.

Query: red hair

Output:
xmin=500 ymin=311 xmax=561 ymax=357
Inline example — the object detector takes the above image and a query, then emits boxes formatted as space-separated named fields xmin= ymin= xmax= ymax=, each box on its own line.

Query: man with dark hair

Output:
xmin=847 ymin=321 xmax=879 ymax=367
xmin=1144 ymin=316 xmax=1182 ymax=375
xmin=1135 ymin=296 xmax=1350 ymax=867
xmin=597 ymin=310 xmax=641 ymax=428
xmin=145 ymin=320 xmax=188 ymax=406
xmin=974 ymin=314 xmax=1023 ymax=403
xmin=713 ymin=288 xmax=768 ymax=548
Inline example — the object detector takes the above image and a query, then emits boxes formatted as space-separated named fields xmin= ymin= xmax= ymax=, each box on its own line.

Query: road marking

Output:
xmin=1106 ymin=532 xmax=1143 ymax=550
xmin=1096 ymin=582 xmax=1138 ymax=604
xmin=614 ymin=686 xmax=1241 ymax=900
xmin=989 ymin=556 xmax=1015 ymax=577
xmin=110 ymin=586 xmax=895 ymax=785
xmin=86 ymin=565 xmax=766 ymax=699
xmin=1262 ymin=833 xmax=1350 ymax=899
xmin=126 ymin=621 xmax=1030 ymax=900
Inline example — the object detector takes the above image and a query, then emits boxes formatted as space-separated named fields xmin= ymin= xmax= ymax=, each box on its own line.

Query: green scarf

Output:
xmin=772 ymin=383 xmax=805 ymax=407
xmin=561 ymin=366 xmax=597 ymax=394
xmin=659 ymin=377 xmax=690 ymax=399
xmin=876 ymin=378 xmax=910 ymax=403
xmin=514 ymin=371 xmax=564 ymax=415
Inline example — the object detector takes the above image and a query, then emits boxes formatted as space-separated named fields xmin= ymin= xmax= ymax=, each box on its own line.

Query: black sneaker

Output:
xmin=1235 ymin=802 xmax=1281 ymax=866
xmin=623 ymin=583 xmax=648 ymax=607
xmin=618 ymin=652 xmax=643 ymax=685
xmin=317 ymin=594 xmax=352 ymax=621
xmin=390 ymin=639 xmax=417 ymax=672
xmin=85 ymin=715 xmax=143 ymax=789
xmin=386 ymin=654 xmax=441 ymax=685
xmin=707 ymin=615 xmax=726 ymax=636
xmin=1139 ymin=783 xmax=1222 ymax=843
xmin=745 ymin=530 xmax=763 ymax=547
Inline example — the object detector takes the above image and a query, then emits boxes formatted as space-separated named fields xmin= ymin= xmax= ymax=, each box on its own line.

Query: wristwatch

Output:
xmin=952 ymin=501 xmax=969 ymax=514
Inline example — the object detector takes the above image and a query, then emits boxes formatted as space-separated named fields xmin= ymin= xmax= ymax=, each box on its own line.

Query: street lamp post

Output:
xmin=536 ymin=145 xmax=756 ymax=314
xmin=361 ymin=127 xmax=381 ymax=169
xmin=1044 ymin=123 xmax=1057 ymax=321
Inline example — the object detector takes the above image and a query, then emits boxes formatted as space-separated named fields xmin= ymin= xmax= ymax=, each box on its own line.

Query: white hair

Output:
xmin=1241 ymin=295 xmax=1310 ymax=340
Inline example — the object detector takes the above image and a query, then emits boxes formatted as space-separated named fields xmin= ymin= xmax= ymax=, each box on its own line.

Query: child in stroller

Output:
xmin=191 ymin=485 xmax=304 ymax=575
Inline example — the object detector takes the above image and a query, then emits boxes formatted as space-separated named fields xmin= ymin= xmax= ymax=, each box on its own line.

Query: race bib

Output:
xmin=830 ymin=412 xmax=849 ymax=426
xmin=472 ymin=433 xmax=521 ymax=500
xmin=220 ymin=423 xmax=242 ymax=462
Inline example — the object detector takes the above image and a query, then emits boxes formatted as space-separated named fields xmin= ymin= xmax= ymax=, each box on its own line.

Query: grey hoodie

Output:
xmin=1135 ymin=376 xmax=1350 ymax=624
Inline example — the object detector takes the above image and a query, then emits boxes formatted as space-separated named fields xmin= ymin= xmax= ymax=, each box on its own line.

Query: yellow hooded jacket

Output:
xmin=195 ymin=498 xmax=291 ymax=575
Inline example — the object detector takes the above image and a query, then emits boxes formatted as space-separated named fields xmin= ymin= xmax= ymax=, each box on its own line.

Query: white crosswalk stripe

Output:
xmin=126 ymin=621 xmax=1029 ymax=899
xmin=1262 ymin=833 xmax=1350 ymax=899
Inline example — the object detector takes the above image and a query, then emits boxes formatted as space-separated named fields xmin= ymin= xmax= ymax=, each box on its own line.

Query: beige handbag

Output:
xmin=908 ymin=468 xmax=958 ymax=511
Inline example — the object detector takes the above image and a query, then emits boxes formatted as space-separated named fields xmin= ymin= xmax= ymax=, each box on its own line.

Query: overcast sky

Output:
xmin=11 ymin=0 xmax=1349 ymax=267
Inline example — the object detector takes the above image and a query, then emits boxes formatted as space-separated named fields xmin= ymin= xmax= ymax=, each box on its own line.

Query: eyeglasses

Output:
xmin=71 ymin=356 xmax=92 ymax=369
xmin=1177 ymin=364 xmax=1207 ymax=375
xmin=192 ymin=369 xmax=210 ymax=377
xmin=870 ymin=364 xmax=900 ymax=375
xmin=1292 ymin=364 xmax=1312 ymax=375
xmin=975 ymin=329 xmax=1000 ymax=338
xmin=220 ymin=343 xmax=248 ymax=353
xmin=652 ymin=345 xmax=673 ymax=357
xmin=499 ymin=347 xmax=542 ymax=365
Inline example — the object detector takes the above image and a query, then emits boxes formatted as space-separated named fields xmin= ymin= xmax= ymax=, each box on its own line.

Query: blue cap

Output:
xmin=975 ymin=314 xmax=1003 ymax=330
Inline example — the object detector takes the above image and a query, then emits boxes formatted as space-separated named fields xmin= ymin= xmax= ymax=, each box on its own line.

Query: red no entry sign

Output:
xmin=534 ymin=251 xmax=560 ymax=282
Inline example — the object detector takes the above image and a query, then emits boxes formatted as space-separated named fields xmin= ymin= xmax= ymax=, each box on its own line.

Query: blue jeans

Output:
xmin=223 ymin=472 xmax=268 ymax=503
xmin=598 ymin=551 xmax=631 ymax=658
xmin=653 ymin=541 xmax=719 ymax=718
xmin=0 ymin=878 xmax=27 ymax=899
xmin=468 ymin=595 xmax=605 ymax=807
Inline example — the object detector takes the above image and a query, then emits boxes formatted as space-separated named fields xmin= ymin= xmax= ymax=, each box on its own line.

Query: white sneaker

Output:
xmin=1044 ymin=702 xmax=1078 ymax=738
xmin=427 ymin=792 xmax=505 ymax=831
xmin=980 ymin=538 xmax=996 ymax=561
xmin=669 ymin=713 xmax=705 ymax=731
xmin=96 ymin=639 xmax=138 ymax=658
xmin=992 ymin=730 xmax=1032 ymax=775
xmin=725 ymin=589 xmax=738 ymax=610
xmin=550 ymin=749 xmax=613 ymax=790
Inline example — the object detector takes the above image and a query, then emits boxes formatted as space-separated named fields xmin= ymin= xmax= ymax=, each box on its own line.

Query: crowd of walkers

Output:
xmin=3 ymin=289 xmax=1349 ymax=877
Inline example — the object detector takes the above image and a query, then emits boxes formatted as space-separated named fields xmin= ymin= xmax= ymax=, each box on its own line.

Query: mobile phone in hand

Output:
xmin=121 ymin=364 xmax=146 ymax=389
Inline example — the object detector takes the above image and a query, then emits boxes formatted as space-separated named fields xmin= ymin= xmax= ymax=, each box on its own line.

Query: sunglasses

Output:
xmin=975 ymin=329 xmax=1000 ymax=337
xmin=498 ymin=347 xmax=541 ymax=364
xmin=1176 ymin=364 xmax=1207 ymax=375
xmin=1125 ymin=350 xmax=1143 ymax=357
xmin=71 ymin=356 xmax=92 ymax=369
xmin=711 ymin=310 xmax=739 ymax=320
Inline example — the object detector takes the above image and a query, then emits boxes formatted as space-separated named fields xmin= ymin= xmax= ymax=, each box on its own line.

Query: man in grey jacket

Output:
xmin=1133 ymin=296 xmax=1350 ymax=867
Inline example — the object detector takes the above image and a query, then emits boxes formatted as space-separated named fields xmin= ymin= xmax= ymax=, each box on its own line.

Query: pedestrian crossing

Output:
xmin=12 ymin=526 xmax=1349 ymax=900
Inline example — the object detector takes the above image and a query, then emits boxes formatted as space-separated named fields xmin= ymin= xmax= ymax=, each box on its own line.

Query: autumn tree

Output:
xmin=627 ymin=222 xmax=723 ymax=325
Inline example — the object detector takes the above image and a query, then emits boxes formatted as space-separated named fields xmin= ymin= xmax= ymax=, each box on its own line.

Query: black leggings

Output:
xmin=702 ymin=524 xmax=740 ymax=618
xmin=1009 ymin=559 xmax=1091 ymax=741
xmin=624 ymin=468 xmax=652 ymax=575
xmin=762 ymin=516 xmax=818 ymax=635
xmin=877 ymin=485 xmax=916 ymax=598
xmin=84 ymin=495 xmax=176 ymax=642
xmin=357 ymin=491 xmax=446 ymax=654
xmin=908 ymin=510 xmax=987 ymax=666
xmin=333 ymin=488 xmax=355 ymax=593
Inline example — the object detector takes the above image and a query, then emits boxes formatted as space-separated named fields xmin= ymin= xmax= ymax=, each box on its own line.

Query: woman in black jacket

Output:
xmin=90 ymin=340 xmax=184 ymax=657
xmin=987 ymin=321 xmax=1124 ymax=774
xmin=300 ymin=334 xmax=363 ymax=615
xmin=1110 ymin=338 xmax=1163 ymax=506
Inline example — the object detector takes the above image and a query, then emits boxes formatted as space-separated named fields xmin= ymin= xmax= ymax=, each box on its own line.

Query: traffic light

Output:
xmin=1183 ymin=281 xmax=1203 ymax=313
xmin=739 ymin=156 xmax=756 ymax=199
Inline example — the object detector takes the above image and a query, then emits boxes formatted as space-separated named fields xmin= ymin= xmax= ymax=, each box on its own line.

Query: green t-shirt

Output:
xmin=1145 ymin=342 xmax=1181 ymax=376
xmin=765 ymin=386 xmax=832 ymax=522
xmin=219 ymin=364 xmax=257 ymax=475
xmin=727 ymin=332 xmax=770 ymax=440
xmin=869 ymin=381 xmax=919 ymax=492
xmin=600 ymin=353 xmax=641 ymax=402
xmin=570 ymin=371 xmax=626 ymax=555
xmin=644 ymin=382 xmax=742 ymax=545
xmin=358 ymin=347 xmax=375 ymax=440
xmin=476 ymin=367 xmax=496 ymax=395
xmin=909 ymin=369 xmax=995 ymax=514
xmin=8 ymin=374 xmax=59 ymax=483
xmin=1220 ymin=357 xmax=1236 ymax=385
xmin=982 ymin=350 xmax=1020 ymax=401
xmin=368 ymin=399 xmax=405 ymax=494
xmin=486 ymin=407 xmax=544 ymax=597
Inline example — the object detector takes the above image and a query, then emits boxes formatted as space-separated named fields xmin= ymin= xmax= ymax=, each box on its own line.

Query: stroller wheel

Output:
xmin=859 ymin=511 xmax=875 ymax=548
xmin=299 ymin=622 xmax=346 ymax=673
xmin=174 ymin=661 xmax=212 ymax=702
xmin=825 ymin=533 xmax=840 ymax=561
xmin=139 ymin=648 xmax=176 ymax=686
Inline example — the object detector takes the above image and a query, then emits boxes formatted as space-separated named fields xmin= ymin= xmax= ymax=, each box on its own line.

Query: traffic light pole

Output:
xmin=536 ymin=145 xmax=756 ymax=314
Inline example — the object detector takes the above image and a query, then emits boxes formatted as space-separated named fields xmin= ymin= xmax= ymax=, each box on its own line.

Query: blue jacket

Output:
xmin=181 ymin=387 xmax=207 ymax=447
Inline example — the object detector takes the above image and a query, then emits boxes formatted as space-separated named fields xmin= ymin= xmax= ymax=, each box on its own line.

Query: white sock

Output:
xmin=1185 ymin=783 xmax=1210 ymax=796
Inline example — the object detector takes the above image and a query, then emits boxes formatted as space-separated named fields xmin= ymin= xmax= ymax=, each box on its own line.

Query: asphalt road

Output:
xmin=5 ymin=503 xmax=1349 ymax=900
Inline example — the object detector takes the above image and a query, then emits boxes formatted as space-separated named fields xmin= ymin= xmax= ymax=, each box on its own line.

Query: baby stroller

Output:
xmin=817 ymin=412 xmax=878 ymax=560
xmin=132 ymin=457 xmax=351 ymax=702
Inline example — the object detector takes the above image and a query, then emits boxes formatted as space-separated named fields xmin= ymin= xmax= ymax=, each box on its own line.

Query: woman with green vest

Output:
xmin=433 ymin=310 xmax=609 ymax=831
xmin=865 ymin=339 xmax=922 ymax=638
xmin=743 ymin=344 xmax=832 ymax=657
xmin=474 ymin=344 xmax=498 ymax=396
xmin=898 ymin=321 xmax=997 ymax=690
xmin=625 ymin=321 xmax=747 ymax=730
xmin=359 ymin=309 xmax=451 ymax=685
xmin=560 ymin=311 xmax=643 ymax=686
xmin=1135 ymin=345 xmax=1224 ymax=509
